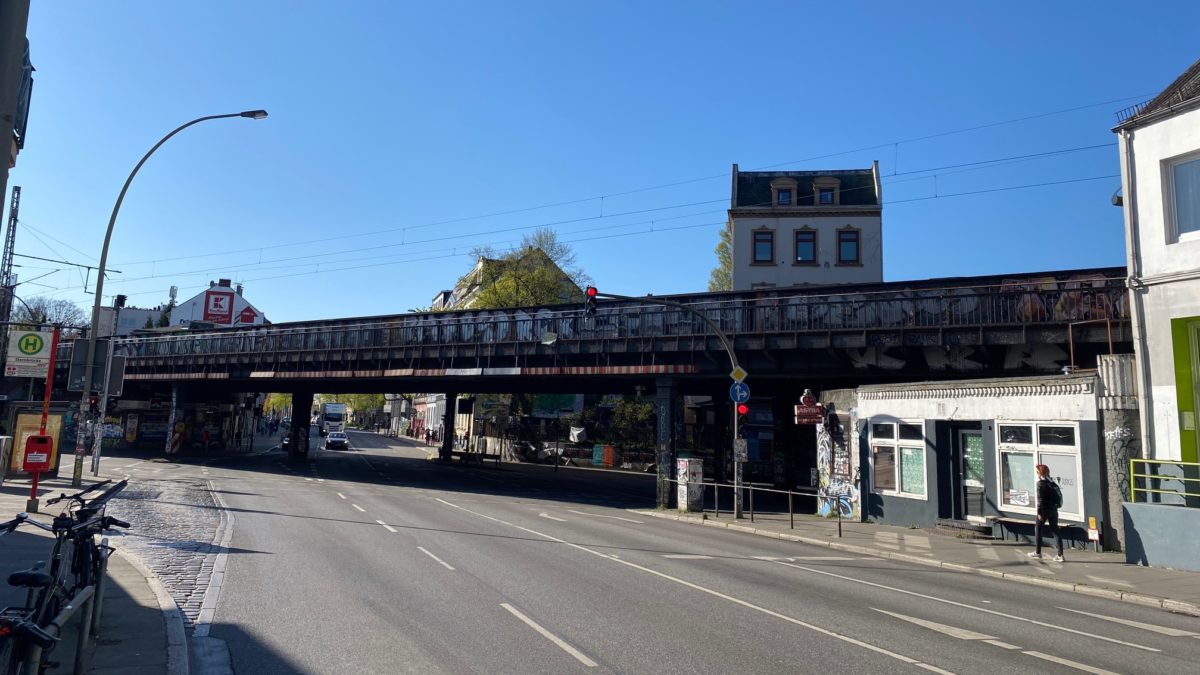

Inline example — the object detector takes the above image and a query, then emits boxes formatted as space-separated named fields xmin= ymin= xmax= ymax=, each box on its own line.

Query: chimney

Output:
xmin=235 ymin=283 xmax=243 ymax=296
xmin=218 ymin=278 xmax=232 ymax=288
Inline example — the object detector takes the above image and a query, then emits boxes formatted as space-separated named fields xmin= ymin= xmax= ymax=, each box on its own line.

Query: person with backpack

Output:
xmin=1028 ymin=463 xmax=1064 ymax=562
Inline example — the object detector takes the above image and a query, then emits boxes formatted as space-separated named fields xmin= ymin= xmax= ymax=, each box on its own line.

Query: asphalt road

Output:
xmin=110 ymin=429 xmax=1200 ymax=674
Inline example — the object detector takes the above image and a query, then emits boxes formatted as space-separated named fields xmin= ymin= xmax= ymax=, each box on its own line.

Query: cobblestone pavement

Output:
xmin=105 ymin=472 xmax=226 ymax=626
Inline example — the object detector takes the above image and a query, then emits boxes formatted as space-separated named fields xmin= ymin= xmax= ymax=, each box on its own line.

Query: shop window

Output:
xmin=996 ymin=421 xmax=1082 ymax=520
xmin=870 ymin=420 xmax=926 ymax=498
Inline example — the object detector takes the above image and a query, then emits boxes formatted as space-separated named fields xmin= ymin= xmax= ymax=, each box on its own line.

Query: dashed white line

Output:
xmin=337 ymin=492 xmax=346 ymax=500
xmin=437 ymin=498 xmax=945 ymax=672
xmin=375 ymin=520 xmax=398 ymax=533
xmin=500 ymin=603 xmax=597 ymax=668
xmin=567 ymin=510 xmax=642 ymax=524
xmin=772 ymin=561 xmax=1158 ymax=652
xmin=1022 ymin=651 xmax=1118 ymax=675
xmin=983 ymin=640 xmax=1021 ymax=650
xmin=539 ymin=513 xmax=567 ymax=522
xmin=304 ymin=477 xmax=313 ymax=482
xmin=663 ymin=554 xmax=713 ymax=560
xmin=1056 ymin=607 xmax=1198 ymax=637
xmin=351 ymin=504 xmax=366 ymax=512
xmin=417 ymin=546 xmax=455 ymax=570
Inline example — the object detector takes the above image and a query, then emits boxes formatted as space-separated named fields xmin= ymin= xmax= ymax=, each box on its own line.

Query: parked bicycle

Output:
xmin=0 ymin=479 xmax=129 ymax=675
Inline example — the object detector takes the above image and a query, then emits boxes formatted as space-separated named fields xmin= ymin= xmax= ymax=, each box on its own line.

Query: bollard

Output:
xmin=714 ymin=484 xmax=719 ymax=518
xmin=749 ymin=487 xmax=754 ymax=523
xmin=789 ymin=492 xmax=794 ymax=529
xmin=91 ymin=538 xmax=110 ymax=634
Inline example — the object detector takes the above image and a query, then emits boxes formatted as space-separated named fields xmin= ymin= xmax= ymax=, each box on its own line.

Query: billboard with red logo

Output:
xmin=203 ymin=290 xmax=235 ymax=323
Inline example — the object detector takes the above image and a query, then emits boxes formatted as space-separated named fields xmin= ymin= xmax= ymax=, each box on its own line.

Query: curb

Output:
xmin=193 ymin=479 xmax=235 ymax=639
xmin=114 ymin=547 xmax=189 ymax=675
xmin=631 ymin=509 xmax=1200 ymax=618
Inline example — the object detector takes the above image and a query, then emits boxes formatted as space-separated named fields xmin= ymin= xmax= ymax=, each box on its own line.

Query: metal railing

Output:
xmin=101 ymin=272 xmax=1129 ymax=363
xmin=1129 ymin=458 xmax=1200 ymax=503
xmin=665 ymin=477 xmax=825 ymax=532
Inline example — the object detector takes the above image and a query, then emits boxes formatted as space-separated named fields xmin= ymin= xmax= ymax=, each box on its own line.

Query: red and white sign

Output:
xmin=238 ymin=306 xmax=259 ymax=324
xmin=794 ymin=392 xmax=824 ymax=425
xmin=203 ymin=290 xmax=236 ymax=323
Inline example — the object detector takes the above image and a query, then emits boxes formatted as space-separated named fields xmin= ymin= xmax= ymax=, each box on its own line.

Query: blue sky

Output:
xmin=12 ymin=2 xmax=1200 ymax=323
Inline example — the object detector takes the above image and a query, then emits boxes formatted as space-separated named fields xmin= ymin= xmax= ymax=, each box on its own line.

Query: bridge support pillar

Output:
xmin=291 ymin=392 xmax=314 ymax=458
xmin=655 ymin=378 xmax=678 ymax=509
xmin=441 ymin=392 xmax=458 ymax=461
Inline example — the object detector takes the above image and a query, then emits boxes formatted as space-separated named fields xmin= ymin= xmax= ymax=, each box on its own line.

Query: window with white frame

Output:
xmin=870 ymin=420 xmax=926 ymax=498
xmin=1168 ymin=153 xmax=1200 ymax=239
xmin=996 ymin=421 xmax=1082 ymax=520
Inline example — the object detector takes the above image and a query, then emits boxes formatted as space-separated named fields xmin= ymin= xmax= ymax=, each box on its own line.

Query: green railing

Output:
xmin=1129 ymin=458 xmax=1200 ymax=502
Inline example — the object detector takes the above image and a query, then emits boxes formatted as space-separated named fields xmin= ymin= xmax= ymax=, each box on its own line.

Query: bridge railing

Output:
xmin=112 ymin=274 xmax=1128 ymax=359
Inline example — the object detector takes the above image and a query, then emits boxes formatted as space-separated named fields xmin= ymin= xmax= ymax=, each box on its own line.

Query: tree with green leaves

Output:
xmin=10 ymin=296 xmax=86 ymax=327
xmin=465 ymin=228 xmax=591 ymax=309
xmin=707 ymin=225 xmax=732 ymax=292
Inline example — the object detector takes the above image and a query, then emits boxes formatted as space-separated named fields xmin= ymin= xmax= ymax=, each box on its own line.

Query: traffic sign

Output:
xmin=729 ymin=382 xmax=750 ymax=403
xmin=729 ymin=366 xmax=747 ymax=383
xmin=5 ymin=330 xmax=52 ymax=378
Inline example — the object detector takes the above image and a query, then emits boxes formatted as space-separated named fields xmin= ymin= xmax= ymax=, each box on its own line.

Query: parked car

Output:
xmin=324 ymin=431 xmax=350 ymax=450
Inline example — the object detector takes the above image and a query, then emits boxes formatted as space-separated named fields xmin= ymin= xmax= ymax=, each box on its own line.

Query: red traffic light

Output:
xmin=586 ymin=286 xmax=598 ymax=298
xmin=736 ymin=403 xmax=749 ymax=415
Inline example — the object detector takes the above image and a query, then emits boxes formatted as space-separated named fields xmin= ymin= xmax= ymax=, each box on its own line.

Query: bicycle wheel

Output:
xmin=0 ymin=635 xmax=13 ymax=675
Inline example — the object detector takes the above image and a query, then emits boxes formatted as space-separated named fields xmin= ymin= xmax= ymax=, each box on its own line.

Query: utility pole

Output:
xmin=0 ymin=185 xmax=20 ymax=366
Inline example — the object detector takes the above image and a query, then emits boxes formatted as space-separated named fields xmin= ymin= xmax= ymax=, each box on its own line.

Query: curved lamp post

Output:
xmin=72 ymin=110 xmax=268 ymax=486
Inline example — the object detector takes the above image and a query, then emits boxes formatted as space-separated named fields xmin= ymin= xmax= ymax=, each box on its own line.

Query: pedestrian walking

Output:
xmin=1027 ymin=463 xmax=1065 ymax=562
xmin=235 ymin=429 xmax=243 ymax=450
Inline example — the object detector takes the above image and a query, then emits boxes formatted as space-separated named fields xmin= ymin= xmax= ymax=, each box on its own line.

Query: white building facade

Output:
xmin=728 ymin=163 xmax=883 ymax=291
xmin=1115 ymin=58 xmax=1200 ymax=465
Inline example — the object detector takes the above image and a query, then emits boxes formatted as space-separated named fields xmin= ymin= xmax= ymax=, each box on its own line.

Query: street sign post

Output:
xmin=729 ymin=382 xmax=750 ymax=404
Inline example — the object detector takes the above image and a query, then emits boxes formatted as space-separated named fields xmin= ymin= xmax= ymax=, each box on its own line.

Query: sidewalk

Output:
xmin=634 ymin=507 xmax=1200 ymax=617
xmin=0 ymin=476 xmax=184 ymax=674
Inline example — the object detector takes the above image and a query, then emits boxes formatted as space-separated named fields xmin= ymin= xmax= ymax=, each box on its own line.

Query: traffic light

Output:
xmin=584 ymin=286 xmax=598 ymax=316
xmin=736 ymin=402 xmax=749 ymax=431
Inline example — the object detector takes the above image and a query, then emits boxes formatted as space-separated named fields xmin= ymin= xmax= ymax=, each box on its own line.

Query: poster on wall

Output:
xmin=9 ymin=413 xmax=64 ymax=473
xmin=125 ymin=413 xmax=139 ymax=443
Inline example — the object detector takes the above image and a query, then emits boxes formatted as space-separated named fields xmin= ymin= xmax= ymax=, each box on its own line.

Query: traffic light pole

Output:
xmin=589 ymin=290 xmax=744 ymax=516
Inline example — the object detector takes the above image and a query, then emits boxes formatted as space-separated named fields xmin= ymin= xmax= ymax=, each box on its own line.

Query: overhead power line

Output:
xmin=104 ymin=95 xmax=1144 ymax=270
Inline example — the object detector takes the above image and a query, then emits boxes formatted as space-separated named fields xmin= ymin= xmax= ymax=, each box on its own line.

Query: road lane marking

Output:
xmin=753 ymin=555 xmax=861 ymax=562
xmin=567 ymin=510 xmax=642 ymax=523
xmin=664 ymin=554 xmax=713 ymax=560
xmin=501 ymin=604 xmax=597 ymax=668
xmin=417 ymin=546 xmax=455 ymax=570
xmin=772 ymin=561 xmax=1158 ymax=652
xmin=317 ymin=479 xmax=325 ymax=483
xmin=1056 ymin=607 xmax=1198 ymax=637
xmin=872 ymin=609 xmax=995 ymax=641
xmin=1022 ymin=651 xmax=1118 ymax=675
xmin=876 ymin=608 xmax=1117 ymax=674
xmin=375 ymin=520 xmax=398 ymax=533
xmin=337 ymin=492 xmax=346 ymax=499
xmin=351 ymin=504 xmax=366 ymax=512
xmin=539 ymin=513 xmax=567 ymax=522
xmin=437 ymin=498 xmax=949 ymax=673
xmin=304 ymin=477 xmax=313 ymax=481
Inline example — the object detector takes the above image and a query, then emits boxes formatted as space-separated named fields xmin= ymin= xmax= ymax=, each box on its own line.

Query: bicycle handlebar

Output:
xmin=45 ymin=479 xmax=112 ymax=506
xmin=0 ymin=513 xmax=27 ymax=535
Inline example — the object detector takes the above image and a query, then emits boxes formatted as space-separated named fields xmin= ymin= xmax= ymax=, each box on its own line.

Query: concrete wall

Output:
xmin=1123 ymin=502 xmax=1200 ymax=571
xmin=731 ymin=214 xmax=882 ymax=290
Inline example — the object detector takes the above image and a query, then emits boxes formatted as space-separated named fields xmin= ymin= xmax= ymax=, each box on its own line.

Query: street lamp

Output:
xmin=71 ymin=110 xmax=269 ymax=486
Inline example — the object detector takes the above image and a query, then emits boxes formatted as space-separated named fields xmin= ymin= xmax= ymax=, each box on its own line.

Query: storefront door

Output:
xmin=959 ymin=430 xmax=985 ymax=522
